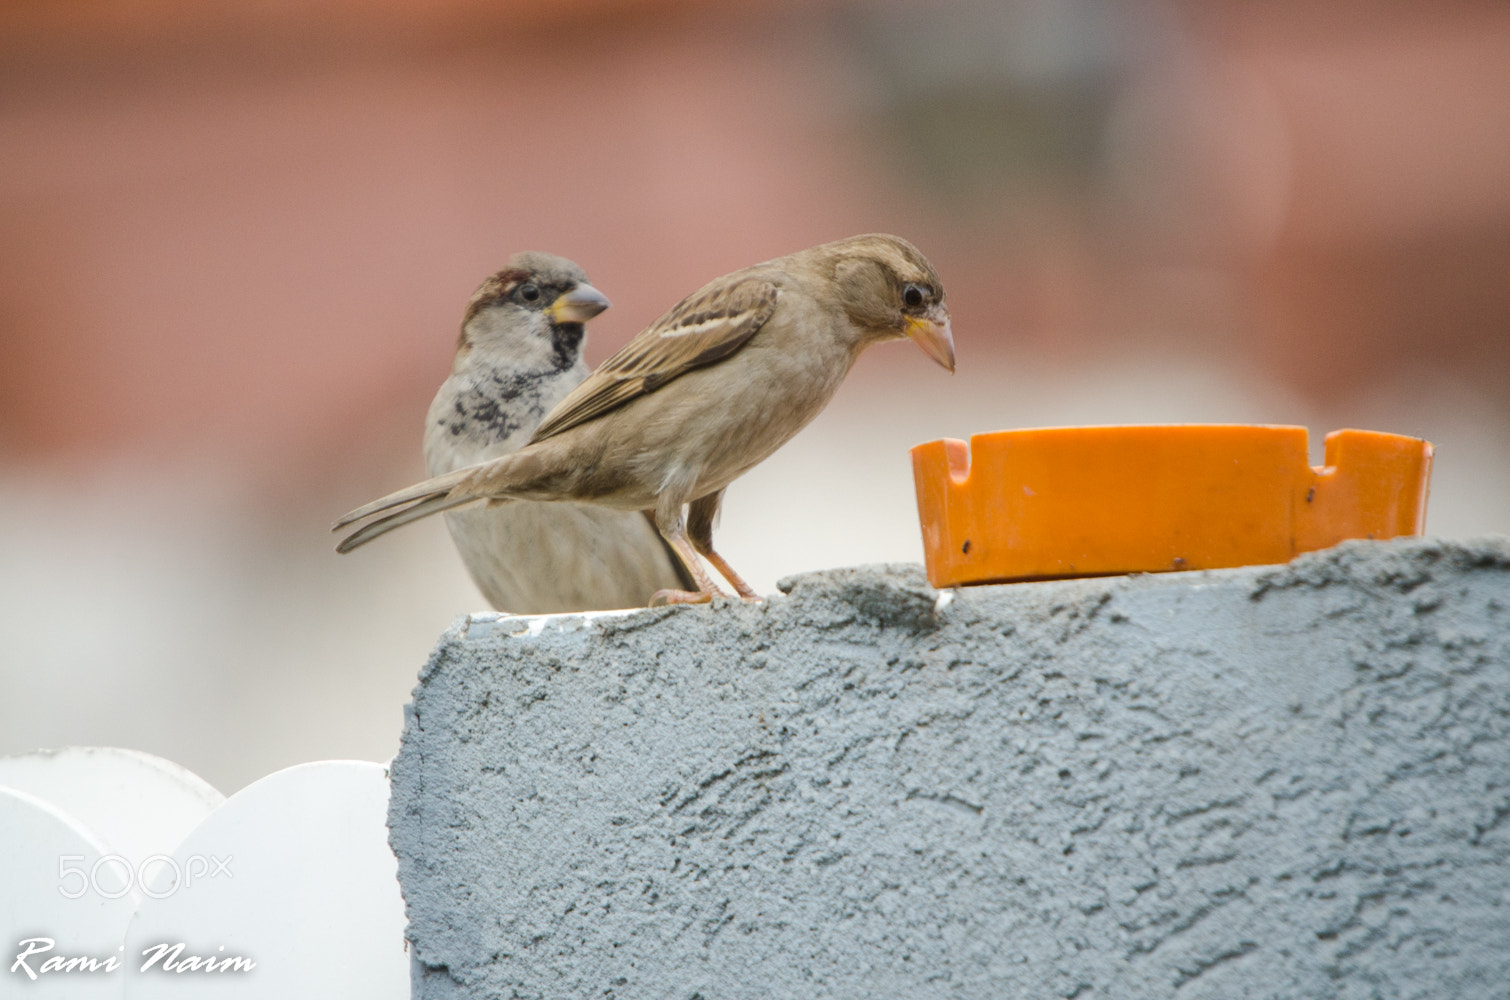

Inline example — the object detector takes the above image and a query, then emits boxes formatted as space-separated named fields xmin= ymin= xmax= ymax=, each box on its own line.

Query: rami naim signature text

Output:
xmin=10 ymin=938 xmax=255 ymax=979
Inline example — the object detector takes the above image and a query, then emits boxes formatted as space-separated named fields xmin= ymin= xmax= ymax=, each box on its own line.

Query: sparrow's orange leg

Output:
xmin=649 ymin=503 xmax=727 ymax=606
xmin=688 ymin=490 xmax=759 ymax=600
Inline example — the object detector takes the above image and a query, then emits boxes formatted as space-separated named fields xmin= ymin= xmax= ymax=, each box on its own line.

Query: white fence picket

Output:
xmin=0 ymin=750 xmax=409 ymax=998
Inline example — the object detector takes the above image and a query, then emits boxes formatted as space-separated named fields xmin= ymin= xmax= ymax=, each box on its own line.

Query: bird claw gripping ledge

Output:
xmin=911 ymin=425 xmax=1433 ymax=588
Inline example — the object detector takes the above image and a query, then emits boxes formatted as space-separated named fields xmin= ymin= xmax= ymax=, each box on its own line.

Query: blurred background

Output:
xmin=2 ymin=0 xmax=1506 ymax=793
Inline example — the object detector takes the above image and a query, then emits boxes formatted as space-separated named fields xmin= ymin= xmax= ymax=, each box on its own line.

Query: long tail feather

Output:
xmin=335 ymin=492 xmax=480 ymax=553
xmin=333 ymin=448 xmax=549 ymax=552
xmin=333 ymin=466 xmax=478 ymax=531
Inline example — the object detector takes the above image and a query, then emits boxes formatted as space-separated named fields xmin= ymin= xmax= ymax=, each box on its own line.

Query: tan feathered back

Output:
xmin=529 ymin=277 xmax=779 ymax=443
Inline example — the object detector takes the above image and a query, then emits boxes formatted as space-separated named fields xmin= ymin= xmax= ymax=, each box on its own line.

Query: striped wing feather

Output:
xmin=529 ymin=277 xmax=778 ymax=443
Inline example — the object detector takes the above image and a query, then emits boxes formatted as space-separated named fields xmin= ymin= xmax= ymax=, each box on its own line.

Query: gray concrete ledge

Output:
xmin=389 ymin=537 xmax=1510 ymax=1000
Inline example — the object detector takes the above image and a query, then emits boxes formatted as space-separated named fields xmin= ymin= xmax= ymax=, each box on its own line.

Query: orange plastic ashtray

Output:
xmin=910 ymin=425 xmax=1432 ymax=588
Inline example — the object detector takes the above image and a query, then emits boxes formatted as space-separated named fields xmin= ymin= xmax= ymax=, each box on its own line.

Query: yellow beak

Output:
xmin=550 ymin=282 xmax=611 ymax=324
xmin=905 ymin=310 xmax=955 ymax=373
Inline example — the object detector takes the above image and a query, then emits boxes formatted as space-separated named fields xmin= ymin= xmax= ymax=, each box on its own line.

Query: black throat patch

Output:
xmin=551 ymin=323 xmax=585 ymax=371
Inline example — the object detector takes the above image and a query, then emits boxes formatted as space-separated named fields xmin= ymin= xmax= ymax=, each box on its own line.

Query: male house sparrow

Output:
xmin=337 ymin=234 xmax=954 ymax=605
xmin=421 ymin=253 xmax=693 ymax=613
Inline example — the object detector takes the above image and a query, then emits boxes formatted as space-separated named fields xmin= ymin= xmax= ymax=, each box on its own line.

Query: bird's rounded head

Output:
xmin=821 ymin=234 xmax=954 ymax=372
xmin=454 ymin=252 xmax=611 ymax=374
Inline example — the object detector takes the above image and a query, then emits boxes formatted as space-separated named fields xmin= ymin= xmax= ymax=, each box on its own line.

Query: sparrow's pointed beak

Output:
xmin=551 ymin=282 xmax=611 ymax=324
xmin=905 ymin=309 xmax=955 ymax=373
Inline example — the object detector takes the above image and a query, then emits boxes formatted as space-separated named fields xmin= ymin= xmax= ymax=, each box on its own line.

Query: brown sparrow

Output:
xmin=420 ymin=253 xmax=692 ymax=613
xmin=337 ymin=235 xmax=954 ymax=605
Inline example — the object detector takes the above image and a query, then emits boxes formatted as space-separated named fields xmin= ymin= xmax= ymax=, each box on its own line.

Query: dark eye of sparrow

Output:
xmin=903 ymin=284 xmax=926 ymax=309
xmin=518 ymin=283 xmax=542 ymax=304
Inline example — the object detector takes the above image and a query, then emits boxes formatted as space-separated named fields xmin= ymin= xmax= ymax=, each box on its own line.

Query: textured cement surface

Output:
xmin=388 ymin=537 xmax=1510 ymax=1000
